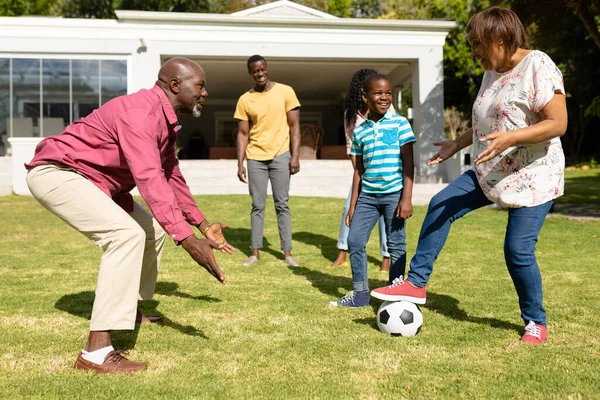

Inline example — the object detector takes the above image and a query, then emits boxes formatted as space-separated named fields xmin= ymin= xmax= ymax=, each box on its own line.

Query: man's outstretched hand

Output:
xmin=205 ymin=222 xmax=236 ymax=254
xmin=181 ymin=235 xmax=226 ymax=284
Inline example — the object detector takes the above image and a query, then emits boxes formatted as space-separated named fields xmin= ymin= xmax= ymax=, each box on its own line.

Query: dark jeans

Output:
xmin=407 ymin=170 xmax=552 ymax=326
xmin=347 ymin=190 xmax=406 ymax=292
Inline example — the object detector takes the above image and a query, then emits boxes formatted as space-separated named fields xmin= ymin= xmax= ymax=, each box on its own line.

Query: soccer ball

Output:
xmin=377 ymin=301 xmax=423 ymax=337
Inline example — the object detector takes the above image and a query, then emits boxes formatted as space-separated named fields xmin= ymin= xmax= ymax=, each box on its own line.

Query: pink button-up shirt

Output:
xmin=27 ymin=85 xmax=205 ymax=242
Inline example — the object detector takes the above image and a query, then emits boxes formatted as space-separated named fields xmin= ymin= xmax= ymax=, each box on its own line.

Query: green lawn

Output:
xmin=1 ymin=184 xmax=599 ymax=398
xmin=558 ymin=169 xmax=600 ymax=204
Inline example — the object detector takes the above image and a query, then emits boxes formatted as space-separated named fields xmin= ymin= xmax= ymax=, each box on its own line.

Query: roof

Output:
xmin=231 ymin=0 xmax=337 ymax=20
xmin=114 ymin=1 xmax=455 ymax=32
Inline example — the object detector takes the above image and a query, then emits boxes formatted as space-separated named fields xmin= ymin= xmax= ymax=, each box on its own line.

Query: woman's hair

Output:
xmin=344 ymin=68 xmax=377 ymax=129
xmin=247 ymin=54 xmax=266 ymax=72
xmin=466 ymin=7 xmax=528 ymax=58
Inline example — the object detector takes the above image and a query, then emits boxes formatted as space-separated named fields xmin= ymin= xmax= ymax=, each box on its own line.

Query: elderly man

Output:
xmin=26 ymin=57 xmax=233 ymax=374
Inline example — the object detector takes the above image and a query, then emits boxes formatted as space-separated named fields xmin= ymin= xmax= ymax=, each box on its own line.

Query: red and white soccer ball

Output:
xmin=377 ymin=301 xmax=423 ymax=337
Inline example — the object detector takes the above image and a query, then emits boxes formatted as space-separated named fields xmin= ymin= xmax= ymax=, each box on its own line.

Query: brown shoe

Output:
xmin=74 ymin=350 xmax=147 ymax=375
xmin=135 ymin=311 xmax=163 ymax=325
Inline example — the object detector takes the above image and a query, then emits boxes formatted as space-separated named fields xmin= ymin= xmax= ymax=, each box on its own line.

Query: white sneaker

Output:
xmin=242 ymin=255 xmax=259 ymax=266
xmin=284 ymin=256 xmax=299 ymax=267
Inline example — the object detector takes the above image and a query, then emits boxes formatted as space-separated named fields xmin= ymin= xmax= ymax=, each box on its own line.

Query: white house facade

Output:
xmin=0 ymin=0 xmax=458 ymax=199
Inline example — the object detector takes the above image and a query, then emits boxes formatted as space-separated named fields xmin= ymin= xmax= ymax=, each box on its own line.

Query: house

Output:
xmin=0 ymin=0 xmax=456 ymax=199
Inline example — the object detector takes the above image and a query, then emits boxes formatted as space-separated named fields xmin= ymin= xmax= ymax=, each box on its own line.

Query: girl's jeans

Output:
xmin=337 ymin=187 xmax=389 ymax=257
xmin=348 ymin=190 xmax=406 ymax=293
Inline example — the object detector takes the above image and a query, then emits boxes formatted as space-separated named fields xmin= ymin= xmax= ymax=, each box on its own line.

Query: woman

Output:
xmin=331 ymin=68 xmax=391 ymax=272
xmin=371 ymin=7 xmax=567 ymax=345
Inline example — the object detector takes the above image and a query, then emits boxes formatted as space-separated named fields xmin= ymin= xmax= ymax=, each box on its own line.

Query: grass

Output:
xmin=0 ymin=172 xmax=599 ymax=398
xmin=558 ymin=169 xmax=600 ymax=204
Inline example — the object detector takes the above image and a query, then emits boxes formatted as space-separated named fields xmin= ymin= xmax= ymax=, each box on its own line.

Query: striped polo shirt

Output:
xmin=351 ymin=110 xmax=416 ymax=194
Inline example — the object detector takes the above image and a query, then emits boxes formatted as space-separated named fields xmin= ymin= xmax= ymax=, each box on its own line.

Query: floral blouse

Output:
xmin=472 ymin=50 xmax=565 ymax=208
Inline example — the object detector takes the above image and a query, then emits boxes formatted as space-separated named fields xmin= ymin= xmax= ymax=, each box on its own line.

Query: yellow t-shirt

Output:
xmin=234 ymin=83 xmax=301 ymax=161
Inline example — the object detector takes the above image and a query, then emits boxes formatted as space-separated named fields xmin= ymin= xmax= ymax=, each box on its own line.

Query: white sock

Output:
xmin=81 ymin=345 xmax=115 ymax=365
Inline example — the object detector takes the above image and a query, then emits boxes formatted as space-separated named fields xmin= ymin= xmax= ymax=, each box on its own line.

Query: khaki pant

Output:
xmin=27 ymin=165 xmax=166 ymax=331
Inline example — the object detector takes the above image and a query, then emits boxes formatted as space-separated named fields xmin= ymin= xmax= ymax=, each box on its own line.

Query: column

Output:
xmin=411 ymin=47 xmax=446 ymax=182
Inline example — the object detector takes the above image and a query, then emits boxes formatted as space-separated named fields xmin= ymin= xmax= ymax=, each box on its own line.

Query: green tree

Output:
xmin=326 ymin=0 xmax=351 ymax=17
xmin=0 ymin=0 xmax=61 ymax=16
xmin=511 ymin=0 xmax=600 ymax=159
xmin=60 ymin=0 xmax=211 ymax=18
xmin=381 ymin=0 xmax=508 ymax=116
xmin=564 ymin=0 xmax=600 ymax=135
xmin=120 ymin=0 xmax=209 ymax=13
xmin=208 ymin=0 xmax=254 ymax=13
xmin=350 ymin=0 xmax=382 ymax=18
xmin=61 ymin=0 xmax=115 ymax=18
xmin=564 ymin=0 xmax=600 ymax=49
xmin=429 ymin=0 xmax=496 ymax=115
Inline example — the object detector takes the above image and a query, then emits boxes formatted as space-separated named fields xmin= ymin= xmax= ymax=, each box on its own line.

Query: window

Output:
xmin=213 ymin=111 xmax=323 ymax=147
xmin=0 ymin=59 xmax=8 ymax=155
xmin=300 ymin=112 xmax=323 ymax=130
xmin=0 ymin=56 xmax=128 ymax=139
xmin=214 ymin=111 xmax=238 ymax=147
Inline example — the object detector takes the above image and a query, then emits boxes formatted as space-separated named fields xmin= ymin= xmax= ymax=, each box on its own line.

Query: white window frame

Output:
xmin=0 ymin=53 xmax=132 ymax=137
xmin=213 ymin=111 xmax=238 ymax=146
xmin=299 ymin=111 xmax=323 ymax=129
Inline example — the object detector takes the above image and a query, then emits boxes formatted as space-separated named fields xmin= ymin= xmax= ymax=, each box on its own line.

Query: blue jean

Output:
xmin=337 ymin=187 xmax=389 ymax=257
xmin=407 ymin=170 xmax=552 ymax=326
xmin=347 ymin=190 xmax=406 ymax=292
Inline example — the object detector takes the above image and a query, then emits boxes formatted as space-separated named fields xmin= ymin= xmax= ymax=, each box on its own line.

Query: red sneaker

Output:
xmin=370 ymin=277 xmax=426 ymax=304
xmin=521 ymin=321 xmax=548 ymax=344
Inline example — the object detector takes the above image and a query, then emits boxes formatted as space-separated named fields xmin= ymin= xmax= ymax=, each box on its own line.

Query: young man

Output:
xmin=234 ymin=55 xmax=302 ymax=267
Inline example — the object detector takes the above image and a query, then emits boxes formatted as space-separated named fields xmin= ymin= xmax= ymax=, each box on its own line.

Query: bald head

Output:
xmin=156 ymin=57 xmax=208 ymax=117
xmin=157 ymin=57 xmax=203 ymax=86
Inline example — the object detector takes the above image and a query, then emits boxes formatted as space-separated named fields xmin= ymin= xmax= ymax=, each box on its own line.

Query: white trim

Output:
xmin=0 ymin=53 xmax=130 ymax=60
xmin=126 ymin=55 xmax=133 ymax=95
xmin=8 ymin=59 xmax=13 ymax=137
xmin=114 ymin=11 xmax=455 ymax=32
xmin=231 ymin=0 xmax=338 ymax=20
xmin=69 ymin=59 xmax=72 ymax=123
xmin=39 ymin=60 xmax=43 ymax=136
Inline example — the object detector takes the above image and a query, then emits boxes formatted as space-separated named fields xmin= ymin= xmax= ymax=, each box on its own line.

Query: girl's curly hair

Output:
xmin=344 ymin=68 xmax=377 ymax=129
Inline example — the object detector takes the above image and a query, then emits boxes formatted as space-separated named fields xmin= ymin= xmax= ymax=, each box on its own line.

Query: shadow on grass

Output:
xmin=54 ymin=291 xmax=142 ymax=349
xmin=292 ymin=231 xmax=383 ymax=266
xmin=223 ymin=227 xmax=283 ymax=260
xmin=560 ymin=172 xmax=600 ymax=204
xmin=421 ymin=292 xmax=523 ymax=333
xmin=55 ymin=289 xmax=208 ymax=345
xmin=354 ymin=293 xmax=523 ymax=334
xmin=155 ymin=281 xmax=221 ymax=302
xmin=290 ymin=266 xmax=521 ymax=334
xmin=288 ymin=266 xmax=387 ymax=300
